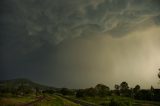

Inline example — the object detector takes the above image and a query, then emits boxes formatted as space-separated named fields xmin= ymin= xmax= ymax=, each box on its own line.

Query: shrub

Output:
xmin=109 ymin=98 xmax=120 ymax=106
xmin=109 ymin=98 xmax=132 ymax=106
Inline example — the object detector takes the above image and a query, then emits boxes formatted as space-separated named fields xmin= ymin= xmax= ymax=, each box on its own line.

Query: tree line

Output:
xmin=59 ymin=81 xmax=160 ymax=101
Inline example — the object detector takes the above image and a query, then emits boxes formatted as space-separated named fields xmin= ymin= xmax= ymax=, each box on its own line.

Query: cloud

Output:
xmin=1 ymin=0 xmax=160 ymax=88
xmin=1 ymin=0 xmax=160 ymax=46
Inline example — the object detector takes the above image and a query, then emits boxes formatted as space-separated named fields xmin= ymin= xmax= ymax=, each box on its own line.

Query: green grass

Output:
xmin=134 ymin=100 xmax=160 ymax=106
xmin=1 ymin=94 xmax=160 ymax=106
xmin=34 ymin=95 xmax=64 ymax=106
xmin=0 ymin=95 xmax=81 ymax=106
xmin=34 ymin=95 xmax=81 ymax=106
xmin=0 ymin=95 xmax=35 ymax=106
xmin=71 ymin=96 xmax=133 ymax=106
xmin=70 ymin=95 xmax=160 ymax=106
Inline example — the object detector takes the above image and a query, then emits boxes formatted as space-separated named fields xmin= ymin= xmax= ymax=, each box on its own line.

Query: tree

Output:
xmin=120 ymin=82 xmax=129 ymax=96
xmin=60 ymin=88 xmax=75 ymax=96
xmin=115 ymin=84 xmax=120 ymax=90
xmin=133 ymin=85 xmax=140 ymax=93
xmin=120 ymin=82 xmax=129 ymax=91
xmin=76 ymin=89 xmax=85 ymax=98
xmin=85 ymin=87 xmax=97 ymax=97
xmin=133 ymin=85 xmax=140 ymax=98
xmin=114 ymin=84 xmax=120 ymax=96
xmin=76 ymin=87 xmax=97 ymax=97
xmin=95 ymin=84 xmax=110 ymax=97
xmin=16 ymin=83 xmax=33 ymax=96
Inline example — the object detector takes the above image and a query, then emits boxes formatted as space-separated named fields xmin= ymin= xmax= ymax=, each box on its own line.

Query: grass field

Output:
xmin=0 ymin=95 xmax=35 ymax=106
xmin=70 ymin=96 xmax=160 ymax=106
xmin=34 ymin=95 xmax=81 ymax=106
xmin=0 ymin=95 xmax=81 ymax=106
xmin=1 ymin=94 xmax=160 ymax=106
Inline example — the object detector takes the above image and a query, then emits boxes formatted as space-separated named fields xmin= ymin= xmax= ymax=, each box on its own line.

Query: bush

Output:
xmin=76 ymin=89 xmax=85 ymax=98
xmin=99 ymin=102 xmax=108 ymax=106
xmin=109 ymin=99 xmax=120 ymax=106
xmin=60 ymin=88 xmax=75 ymax=96
xmin=109 ymin=98 xmax=132 ymax=106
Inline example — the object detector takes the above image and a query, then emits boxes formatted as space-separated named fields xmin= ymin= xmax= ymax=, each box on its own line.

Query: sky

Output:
xmin=0 ymin=0 xmax=160 ymax=89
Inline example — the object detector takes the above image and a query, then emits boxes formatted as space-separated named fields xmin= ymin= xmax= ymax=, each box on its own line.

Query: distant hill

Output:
xmin=0 ymin=78 xmax=56 ymax=91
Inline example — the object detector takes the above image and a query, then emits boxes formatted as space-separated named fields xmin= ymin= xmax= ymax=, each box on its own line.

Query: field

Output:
xmin=33 ymin=95 xmax=81 ymax=106
xmin=65 ymin=95 xmax=160 ymax=106
xmin=0 ymin=94 xmax=81 ymax=106
xmin=1 ymin=94 xmax=160 ymax=106
xmin=0 ymin=95 xmax=35 ymax=105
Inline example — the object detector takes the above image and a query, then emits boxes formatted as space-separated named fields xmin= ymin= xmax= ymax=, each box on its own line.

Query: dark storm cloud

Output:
xmin=1 ymin=0 xmax=160 ymax=88
xmin=1 ymin=0 xmax=160 ymax=44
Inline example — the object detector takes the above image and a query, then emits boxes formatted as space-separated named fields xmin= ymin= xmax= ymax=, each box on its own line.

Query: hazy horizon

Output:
xmin=1 ymin=0 xmax=160 ymax=89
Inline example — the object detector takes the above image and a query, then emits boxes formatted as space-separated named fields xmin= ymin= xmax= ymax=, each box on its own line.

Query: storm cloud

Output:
xmin=1 ymin=0 xmax=160 ymax=88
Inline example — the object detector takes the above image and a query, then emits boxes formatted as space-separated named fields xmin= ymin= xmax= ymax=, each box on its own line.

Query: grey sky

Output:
xmin=1 ymin=0 xmax=160 ymax=89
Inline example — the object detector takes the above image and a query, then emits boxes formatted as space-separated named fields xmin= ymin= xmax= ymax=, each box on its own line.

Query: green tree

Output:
xmin=76 ymin=89 xmax=85 ymax=98
xmin=85 ymin=87 xmax=97 ymax=97
xmin=114 ymin=84 xmax=120 ymax=96
xmin=133 ymin=85 xmax=140 ymax=98
xmin=95 ymin=84 xmax=110 ymax=97
xmin=120 ymin=82 xmax=129 ymax=96
xmin=115 ymin=84 xmax=120 ymax=90
xmin=133 ymin=85 xmax=140 ymax=93
xmin=60 ymin=88 xmax=74 ymax=95
xmin=120 ymin=82 xmax=129 ymax=91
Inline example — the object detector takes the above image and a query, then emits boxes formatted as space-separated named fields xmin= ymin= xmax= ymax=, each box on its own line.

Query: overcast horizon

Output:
xmin=1 ymin=0 xmax=160 ymax=89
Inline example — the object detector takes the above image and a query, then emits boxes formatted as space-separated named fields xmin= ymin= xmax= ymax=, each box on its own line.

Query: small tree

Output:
xmin=114 ymin=84 xmax=120 ymax=96
xmin=115 ymin=84 xmax=120 ymax=90
xmin=133 ymin=85 xmax=140 ymax=98
xmin=133 ymin=85 xmax=140 ymax=93
xmin=120 ymin=82 xmax=129 ymax=91
xmin=120 ymin=82 xmax=129 ymax=96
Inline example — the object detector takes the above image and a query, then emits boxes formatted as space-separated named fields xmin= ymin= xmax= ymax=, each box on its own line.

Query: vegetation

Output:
xmin=109 ymin=98 xmax=133 ymax=106
xmin=95 ymin=84 xmax=110 ymax=97
xmin=0 ymin=76 xmax=160 ymax=106
xmin=33 ymin=95 xmax=80 ymax=106
xmin=0 ymin=96 xmax=35 ymax=106
xmin=60 ymin=88 xmax=75 ymax=96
